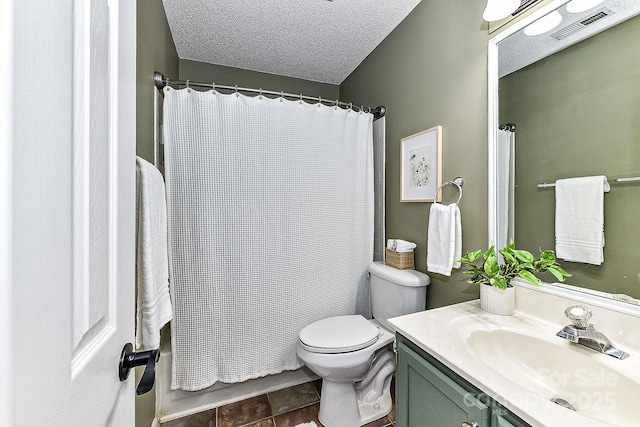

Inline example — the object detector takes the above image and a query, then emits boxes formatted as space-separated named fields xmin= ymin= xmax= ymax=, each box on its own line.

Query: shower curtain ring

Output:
xmin=299 ymin=94 xmax=303 ymax=104
xmin=349 ymin=102 xmax=353 ymax=111
xmin=212 ymin=82 xmax=216 ymax=92
xmin=235 ymin=85 xmax=239 ymax=97
xmin=259 ymin=88 xmax=263 ymax=98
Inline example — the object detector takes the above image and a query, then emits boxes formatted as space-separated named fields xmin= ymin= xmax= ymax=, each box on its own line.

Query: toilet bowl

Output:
xmin=297 ymin=262 xmax=429 ymax=427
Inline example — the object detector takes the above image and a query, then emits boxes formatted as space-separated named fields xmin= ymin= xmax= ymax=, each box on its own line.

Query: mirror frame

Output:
xmin=487 ymin=0 xmax=640 ymax=318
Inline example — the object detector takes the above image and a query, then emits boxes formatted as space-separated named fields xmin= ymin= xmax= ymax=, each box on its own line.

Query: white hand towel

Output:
xmin=136 ymin=156 xmax=172 ymax=350
xmin=427 ymin=203 xmax=462 ymax=276
xmin=555 ymin=175 xmax=609 ymax=265
xmin=293 ymin=423 xmax=317 ymax=427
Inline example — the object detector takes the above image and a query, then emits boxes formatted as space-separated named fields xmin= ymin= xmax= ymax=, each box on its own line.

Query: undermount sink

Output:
xmin=453 ymin=320 xmax=639 ymax=427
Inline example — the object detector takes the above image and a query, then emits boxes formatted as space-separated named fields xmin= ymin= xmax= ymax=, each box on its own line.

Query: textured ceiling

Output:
xmin=162 ymin=0 xmax=422 ymax=84
xmin=499 ymin=0 xmax=640 ymax=77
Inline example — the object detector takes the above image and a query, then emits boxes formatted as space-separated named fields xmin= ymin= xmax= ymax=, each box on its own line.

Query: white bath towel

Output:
xmin=427 ymin=203 xmax=462 ymax=276
xmin=136 ymin=156 xmax=172 ymax=350
xmin=294 ymin=423 xmax=317 ymax=427
xmin=555 ymin=176 xmax=609 ymax=265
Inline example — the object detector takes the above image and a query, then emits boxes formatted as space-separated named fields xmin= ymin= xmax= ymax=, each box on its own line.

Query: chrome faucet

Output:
xmin=556 ymin=305 xmax=629 ymax=360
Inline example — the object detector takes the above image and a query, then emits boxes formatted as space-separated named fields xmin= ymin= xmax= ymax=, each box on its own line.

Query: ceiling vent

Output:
xmin=551 ymin=8 xmax=615 ymax=40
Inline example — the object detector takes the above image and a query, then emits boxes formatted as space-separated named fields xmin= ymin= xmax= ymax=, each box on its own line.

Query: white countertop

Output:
xmin=389 ymin=296 xmax=640 ymax=427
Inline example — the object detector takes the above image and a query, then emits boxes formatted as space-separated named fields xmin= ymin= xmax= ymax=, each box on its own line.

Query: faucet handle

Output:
xmin=564 ymin=305 xmax=592 ymax=329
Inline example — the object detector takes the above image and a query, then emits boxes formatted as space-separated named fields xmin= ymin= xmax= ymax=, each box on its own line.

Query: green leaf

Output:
xmin=499 ymin=248 xmax=517 ymax=265
xmin=518 ymin=262 xmax=534 ymax=272
xmin=484 ymin=254 xmax=499 ymax=276
xmin=518 ymin=270 xmax=541 ymax=286
xmin=483 ymin=244 xmax=496 ymax=260
xmin=540 ymin=250 xmax=556 ymax=264
xmin=460 ymin=251 xmax=482 ymax=264
xmin=491 ymin=276 xmax=508 ymax=290
xmin=513 ymin=249 xmax=534 ymax=263
xmin=533 ymin=261 xmax=545 ymax=271
xmin=547 ymin=265 xmax=572 ymax=282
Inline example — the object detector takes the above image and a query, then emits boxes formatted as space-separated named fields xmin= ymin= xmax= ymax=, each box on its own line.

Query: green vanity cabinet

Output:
xmin=396 ymin=334 xmax=530 ymax=427
xmin=396 ymin=338 xmax=490 ymax=427
xmin=493 ymin=412 xmax=520 ymax=427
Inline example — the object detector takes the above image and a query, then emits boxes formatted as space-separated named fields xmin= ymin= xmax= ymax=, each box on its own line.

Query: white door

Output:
xmin=1 ymin=0 xmax=137 ymax=425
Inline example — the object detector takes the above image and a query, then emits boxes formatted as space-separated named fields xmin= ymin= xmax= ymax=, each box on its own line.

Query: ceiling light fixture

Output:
xmin=566 ymin=0 xmax=605 ymax=13
xmin=483 ymin=0 xmax=520 ymax=21
xmin=524 ymin=10 xmax=563 ymax=36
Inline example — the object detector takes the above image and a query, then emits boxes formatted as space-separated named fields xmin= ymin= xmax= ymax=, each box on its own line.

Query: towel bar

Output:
xmin=537 ymin=176 xmax=639 ymax=189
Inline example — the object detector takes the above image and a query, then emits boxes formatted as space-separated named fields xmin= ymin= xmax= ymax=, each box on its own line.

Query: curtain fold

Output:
xmin=163 ymin=87 xmax=374 ymax=390
xmin=496 ymin=128 xmax=515 ymax=249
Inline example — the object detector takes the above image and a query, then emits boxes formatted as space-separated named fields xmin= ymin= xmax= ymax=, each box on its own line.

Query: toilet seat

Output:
xmin=299 ymin=315 xmax=380 ymax=354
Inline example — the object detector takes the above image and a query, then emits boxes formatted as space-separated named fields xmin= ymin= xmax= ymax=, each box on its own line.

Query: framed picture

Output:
xmin=400 ymin=126 xmax=442 ymax=202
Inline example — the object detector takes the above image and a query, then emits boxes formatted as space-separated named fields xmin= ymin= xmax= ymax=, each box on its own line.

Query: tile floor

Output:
xmin=159 ymin=378 xmax=396 ymax=427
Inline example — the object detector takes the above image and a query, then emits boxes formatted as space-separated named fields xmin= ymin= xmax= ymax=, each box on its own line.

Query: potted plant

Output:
xmin=458 ymin=241 xmax=571 ymax=315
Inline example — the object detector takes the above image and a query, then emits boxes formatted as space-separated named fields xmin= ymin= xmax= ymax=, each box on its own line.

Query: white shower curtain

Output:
xmin=163 ymin=87 xmax=374 ymax=391
xmin=496 ymin=128 xmax=515 ymax=249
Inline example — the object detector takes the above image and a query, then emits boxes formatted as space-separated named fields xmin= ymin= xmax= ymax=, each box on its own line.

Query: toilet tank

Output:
xmin=368 ymin=261 xmax=429 ymax=332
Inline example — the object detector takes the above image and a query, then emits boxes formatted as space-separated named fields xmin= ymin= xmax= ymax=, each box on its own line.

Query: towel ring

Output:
xmin=435 ymin=177 xmax=464 ymax=205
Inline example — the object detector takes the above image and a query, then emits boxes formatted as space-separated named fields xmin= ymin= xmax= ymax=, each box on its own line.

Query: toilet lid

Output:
xmin=299 ymin=315 xmax=380 ymax=354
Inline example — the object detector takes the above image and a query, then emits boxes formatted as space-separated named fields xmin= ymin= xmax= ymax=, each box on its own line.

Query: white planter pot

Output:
xmin=480 ymin=284 xmax=515 ymax=316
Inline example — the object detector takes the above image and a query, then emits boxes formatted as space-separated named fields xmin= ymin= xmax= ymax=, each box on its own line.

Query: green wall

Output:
xmin=500 ymin=14 xmax=640 ymax=298
xmin=136 ymin=0 xmax=179 ymax=163
xmin=340 ymin=0 xmax=490 ymax=308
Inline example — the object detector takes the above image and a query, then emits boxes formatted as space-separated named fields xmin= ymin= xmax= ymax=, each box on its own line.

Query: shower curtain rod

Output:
xmin=154 ymin=71 xmax=386 ymax=119
xmin=499 ymin=123 xmax=516 ymax=131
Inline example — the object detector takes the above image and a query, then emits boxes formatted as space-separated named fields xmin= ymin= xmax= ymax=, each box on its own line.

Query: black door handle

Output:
xmin=118 ymin=343 xmax=160 ymax=395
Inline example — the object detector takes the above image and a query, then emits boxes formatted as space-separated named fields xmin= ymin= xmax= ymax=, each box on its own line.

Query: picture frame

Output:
xmin=400 ymin=125 xmax=442 ymax=202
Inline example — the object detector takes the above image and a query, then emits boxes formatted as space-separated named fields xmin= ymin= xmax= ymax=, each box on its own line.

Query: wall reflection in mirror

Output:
xmin=493 ymin=0 xmax=640 ymax=303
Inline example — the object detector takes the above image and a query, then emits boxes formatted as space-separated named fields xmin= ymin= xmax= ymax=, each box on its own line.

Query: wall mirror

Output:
xmin=488 ymin=0 xmax=640 ymax=312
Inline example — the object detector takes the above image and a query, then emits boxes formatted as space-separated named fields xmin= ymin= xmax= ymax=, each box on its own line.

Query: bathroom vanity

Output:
xmin=389 ymin=282 xmax=640 ymax=427
xmin=396 ymin=334 xmax=527 ymax=427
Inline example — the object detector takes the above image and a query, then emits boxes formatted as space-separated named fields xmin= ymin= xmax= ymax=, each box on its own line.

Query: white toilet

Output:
xmin=297 ymin=261 xmax=429 ymax=427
